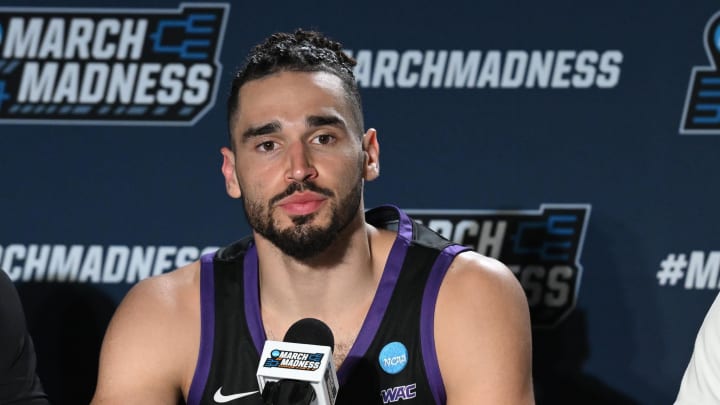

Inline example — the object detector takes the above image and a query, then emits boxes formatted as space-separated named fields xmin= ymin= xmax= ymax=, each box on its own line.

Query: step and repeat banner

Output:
xmin=0 ymin=0 xmax=717 ymax=403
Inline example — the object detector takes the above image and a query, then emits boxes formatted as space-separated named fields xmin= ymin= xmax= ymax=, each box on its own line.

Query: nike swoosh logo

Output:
xmin=213 ymin=387 xmax=259 ymax=403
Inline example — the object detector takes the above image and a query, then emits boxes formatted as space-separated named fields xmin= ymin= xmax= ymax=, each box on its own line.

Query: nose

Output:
xmin=285 ymin=141 xmax=318 ymax=183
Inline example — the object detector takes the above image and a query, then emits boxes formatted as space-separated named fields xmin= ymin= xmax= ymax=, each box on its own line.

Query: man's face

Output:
xmin=222 ymin=71 xmax=377 ymax=260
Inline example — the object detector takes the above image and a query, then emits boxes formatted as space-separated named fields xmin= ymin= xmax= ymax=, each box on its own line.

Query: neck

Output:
xmin=254 ymin=212 xmax=379 ymax=321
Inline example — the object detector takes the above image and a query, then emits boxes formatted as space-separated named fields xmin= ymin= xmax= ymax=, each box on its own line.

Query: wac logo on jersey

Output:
xmin=408 ymin=204 xmax=591 ymax=328
xmin=0 ymin=3 xmax=228 ymax=126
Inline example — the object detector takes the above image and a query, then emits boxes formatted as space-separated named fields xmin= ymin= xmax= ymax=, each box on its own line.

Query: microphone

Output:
xmin=256 ymin=318 xmax=339 ymax=405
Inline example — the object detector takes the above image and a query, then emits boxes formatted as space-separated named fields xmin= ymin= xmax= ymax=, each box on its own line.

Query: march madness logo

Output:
xmin=263 ymin=349 xmax=324 ymax=371
xmin=408 ymin=204 xmax=590 ymax=328
xmin=0 ymin=3 xmax=228 ymax=126
xmin=681 ymin=11 xmax=720 ymax=134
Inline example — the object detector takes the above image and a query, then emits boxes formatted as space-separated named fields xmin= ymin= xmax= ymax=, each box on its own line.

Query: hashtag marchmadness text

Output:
xmin=657 ymin=251 xmax=720 ymax=289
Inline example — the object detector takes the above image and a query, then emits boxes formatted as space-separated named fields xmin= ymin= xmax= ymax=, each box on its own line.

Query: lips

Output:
xmin=276 ymin=192 xmax=327 ymax=216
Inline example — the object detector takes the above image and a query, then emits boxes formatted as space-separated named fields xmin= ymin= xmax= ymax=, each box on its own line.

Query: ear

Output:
xmin=362 ymin=128 xmax=380 ymax=181
xmin=220 ymin=147 xmax=242 ymax=199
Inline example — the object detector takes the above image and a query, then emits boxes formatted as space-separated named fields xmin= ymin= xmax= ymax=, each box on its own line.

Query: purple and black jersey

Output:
xmin=187 ymin=205 xmax=468 ymax=405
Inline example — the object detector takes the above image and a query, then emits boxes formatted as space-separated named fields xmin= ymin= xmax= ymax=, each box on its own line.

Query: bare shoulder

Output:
xmin=116 ymin=261 xmax=200 ymax=315
xmin=106 ymin=261 xmax=201 ymax=344
xmin=436 ymin=251 xmax=529 ymax=348
xmin=91 ymin=261 xmax=202 ymax=404
xmin=435 ymin=251 xmax=535 ymax=405
xmin=441 ymin=251 xmax=527 ymax=307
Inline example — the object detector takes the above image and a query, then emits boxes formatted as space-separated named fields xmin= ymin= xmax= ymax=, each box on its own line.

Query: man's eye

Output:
xmin=258 ymin=141 xmax=276 ymax=152
xmin=313 ymin=134 xmax=334 ymax=145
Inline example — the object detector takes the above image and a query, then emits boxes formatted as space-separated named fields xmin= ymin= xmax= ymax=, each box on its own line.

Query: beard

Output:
xmin=242 ymin=175 xmax=363 ymax=261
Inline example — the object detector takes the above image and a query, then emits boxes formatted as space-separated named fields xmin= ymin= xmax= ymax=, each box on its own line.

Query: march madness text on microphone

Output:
xmin=256 ymin=318 xmax=338 ymax=405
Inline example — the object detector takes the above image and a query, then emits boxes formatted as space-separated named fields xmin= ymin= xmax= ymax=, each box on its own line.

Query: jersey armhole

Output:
xmin=186 ymin=253 xmax=216 ymax=405
xmin=420 ymin=245 xmax=470 ymax=405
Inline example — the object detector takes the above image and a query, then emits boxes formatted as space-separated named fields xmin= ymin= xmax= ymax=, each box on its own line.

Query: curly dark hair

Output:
xmin=226 ymin=29 xmax=363 ymax=141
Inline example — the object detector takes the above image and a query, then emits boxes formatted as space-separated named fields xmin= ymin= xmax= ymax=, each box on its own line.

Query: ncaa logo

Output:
xmin=681 ymin=10 xmax=720 ymax=134
xmin=378 ymin=342 xmax=408 ymax=375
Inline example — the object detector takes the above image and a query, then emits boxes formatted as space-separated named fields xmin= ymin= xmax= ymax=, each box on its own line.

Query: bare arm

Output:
xmin=91 ymin=265 xmax=200 ymax=405
xmin=435 ymin=252 xmax=534 ymax=405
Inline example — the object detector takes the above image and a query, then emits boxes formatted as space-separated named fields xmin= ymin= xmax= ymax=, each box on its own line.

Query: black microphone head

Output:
xmin=283 ymin=318 xmax=334 ymax=351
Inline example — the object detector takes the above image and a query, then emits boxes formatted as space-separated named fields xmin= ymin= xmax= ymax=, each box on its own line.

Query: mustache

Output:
xmin=269 ymin=181 xmax=335 ymax=206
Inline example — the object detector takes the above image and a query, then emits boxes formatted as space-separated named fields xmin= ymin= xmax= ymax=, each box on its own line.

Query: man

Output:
xmin=675 ymin=292 xmax=720 ymax=404
xmin=91 ymin=30 xmax=534 ymax=404
xmin=0 ymin=270 xmax=51 ymax=405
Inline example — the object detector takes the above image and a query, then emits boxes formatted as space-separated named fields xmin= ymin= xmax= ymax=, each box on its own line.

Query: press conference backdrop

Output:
xmin=0 ymin=0 xmax=716 ymax=403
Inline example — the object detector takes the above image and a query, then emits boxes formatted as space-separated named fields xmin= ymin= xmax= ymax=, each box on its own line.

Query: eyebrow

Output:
xmin=240 ymin=121 xmax=281 ymax=142
xmin=306 ymin=114 xmax=347 ymax=130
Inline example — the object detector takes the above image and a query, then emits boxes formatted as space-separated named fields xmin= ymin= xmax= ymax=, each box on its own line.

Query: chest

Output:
xmin=332 ymin=337 xmax=354 ymax=370
xmin=190 ymin=235 xmax=451 ymax=404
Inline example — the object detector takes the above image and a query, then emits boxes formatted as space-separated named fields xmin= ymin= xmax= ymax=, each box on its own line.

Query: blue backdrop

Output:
xmin=1 ymin=1 xmax=718 ymax=403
